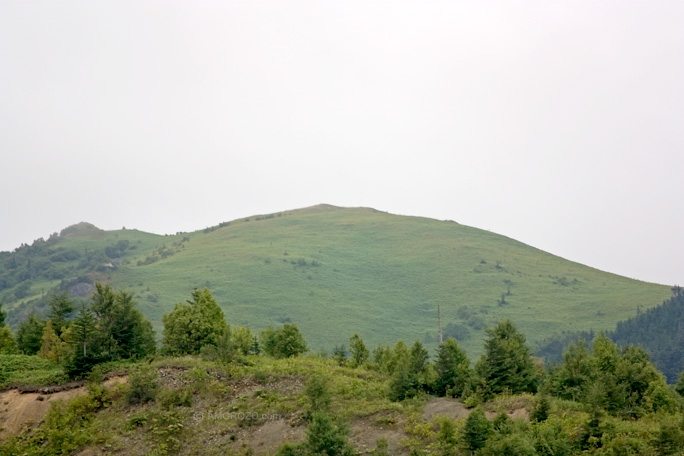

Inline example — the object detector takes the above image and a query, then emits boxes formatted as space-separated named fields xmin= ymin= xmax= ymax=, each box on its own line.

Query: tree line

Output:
xmin=4 ymin=285 xmax=684 ymax=454
xmin=0 ymin=285 xmax=308 ymax=378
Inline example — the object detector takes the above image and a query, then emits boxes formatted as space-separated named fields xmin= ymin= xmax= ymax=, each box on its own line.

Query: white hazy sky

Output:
xmin=1 ymin=1 xmax=682 ymax=286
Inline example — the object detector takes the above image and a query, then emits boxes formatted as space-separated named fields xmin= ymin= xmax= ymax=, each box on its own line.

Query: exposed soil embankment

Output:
xmin=0 ymin=375 xmax=127 ymax=437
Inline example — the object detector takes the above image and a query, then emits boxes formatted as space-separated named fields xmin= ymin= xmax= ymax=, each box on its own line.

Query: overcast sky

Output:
xmin=1 ymin=1 xmax=682 ymax=286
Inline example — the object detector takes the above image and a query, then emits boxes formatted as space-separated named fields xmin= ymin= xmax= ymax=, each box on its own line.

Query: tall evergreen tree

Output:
xmin=388 ymin=340 xmax=409 ymax=375
xmin=16 ymin=313 xmax=45 ymax=355
xmin=80 ymin=284 xmax=156 ymax=360
xmin=408 ymin=340 xmax=429 ymax=375
xmin=475 ymin=319 xmax=537 ymax=398
xmin=462 ymin=407 xmax=492 ymax=455
xmin=71 ymin=303 xmax=97 ymax=358
xmin=389 ymin=363 xmax=419 ymax=401
xmin=435 ymin=337 xmax=470 ymax=397
xmin=47 ymin=291 xmax=74 ymax=336
xmin=108 ymin=290 xmax=155 ymax=359
xmin=348 ymin=333 xmax=369 ymax=367
xmin=550 ymin=339 xmax=594 ymax=402
xmin=65 ymin=302 xmax=99 ymax=378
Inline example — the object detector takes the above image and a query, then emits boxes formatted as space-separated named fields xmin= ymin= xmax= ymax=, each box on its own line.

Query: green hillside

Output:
xmin=0 ymin=204 xmax=671 ymax=356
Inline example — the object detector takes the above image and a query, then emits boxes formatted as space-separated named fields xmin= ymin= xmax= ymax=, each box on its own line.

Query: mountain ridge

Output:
xmin=0 ymin=204 xmax=671 ymax=357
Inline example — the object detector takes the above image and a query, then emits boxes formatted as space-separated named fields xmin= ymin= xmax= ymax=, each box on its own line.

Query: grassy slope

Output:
xmin=4 ymin=205 xmax=670 ymax=357
xmin=120 ymin=205 xmax=669 ymax=356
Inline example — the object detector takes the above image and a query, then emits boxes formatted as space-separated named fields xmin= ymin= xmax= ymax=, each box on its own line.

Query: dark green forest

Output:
xmin=538 ymin=287 xmax=684 ymax=383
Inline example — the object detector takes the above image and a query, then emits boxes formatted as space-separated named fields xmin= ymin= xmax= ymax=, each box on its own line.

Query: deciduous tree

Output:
xmin=260 ymin=323 xmax=307 ymax=359
xmin=162 ymin=288 xmax=227 ymax=355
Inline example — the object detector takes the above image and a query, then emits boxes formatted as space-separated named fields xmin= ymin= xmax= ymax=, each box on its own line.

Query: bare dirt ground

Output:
xmin=423 ymin=397 xmax=471 ymax=421
xmin=241 ymin=419 xmax=307 ymax=455
xmin=424 ymin=396 xmax=530 ymax=422
xmin=0 ymin=375 xmax=127 ymax=438
xmin=1 ymin=367 xmax=529 ymax=455
xmin=350 ymin=413 xmax=409 ymax=455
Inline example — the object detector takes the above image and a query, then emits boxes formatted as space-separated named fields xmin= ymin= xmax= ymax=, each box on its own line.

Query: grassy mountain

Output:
xmin=0 ymin=204 xmax=671 ymax=356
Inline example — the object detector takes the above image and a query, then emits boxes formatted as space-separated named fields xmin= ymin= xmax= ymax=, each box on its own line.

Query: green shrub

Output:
xmin=0 ymin=354 xmax=66 ymax=388
xmin=370 ymin=437 xmax=390 ymax=456
xmin=305 ymin=373 xmax=332 ymax=416
xmin=158 ymin=387 xmax=193 ymax=409
xmin=0 ymin=325 xmax=17 ymax=354
xmin=127 ymin=366 xmax=159 ymax=405
xmin=531 ymin=394 xmax=551 ymax=422
xmin=656 ymin=415 xmax=684 ymax=455
xmin=147 ymin=410 xmax=185 ymax=456
xmin=533 ymin=420 xmax=571 ymax=456
xmin=275 ymin=442 xmax=306 ymax=455
xmin=260 ymin=323 xmax=308 ymax=359
xmin=479 ymin=431 xmax=536 ymax=456
xmin=306 ymin=412 xmax=356 ymax=456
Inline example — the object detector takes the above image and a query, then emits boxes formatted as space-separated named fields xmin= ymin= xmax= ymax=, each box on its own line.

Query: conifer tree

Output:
xmin=249 ymin=335 xmax=261 ymax=355
xmin=333 ymin=344 xmax=347 ymax=366
xmin=435 ymin=337 xmax=470 ymax=397
xmin=305 ymin=373 xmax=332 ymax=415
xmin=65 ymin=302 xmax=99 ymax=378
xmin=38 ymin=320 xmax=64 ymax=362
xmin=550 ymin=339 xmax=594 ymax=401
xmin=409 ymin=340 xmax=429 ymax=375
xmin=437 ymin=418 xmax=458 ymax=456
xmin=0 ymin=299 xmax=11 ymax=354
xmin=306 ymin=412 xmax=356 ymax=456
xmin=389 ymin=363 xmax=418 ymax=401
xmin=674 ymin=370 xmax=684 ymax=398
xmin=462 ymin=406 xmax=492 ymax=455
xmin=71 ymin=303 xmax=97 ymax=358
xmin=475 ymin=319 xmax=537 ymax=398
xmin=348 ymin=333 xmax=369 ymax=367
xmin=531 ymin=394 xmax=551 ymax=422
xmin=47 ymin=291 xmax=74 ymax=336
xmin=16 ymin=313 xmax=45 ymax=355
